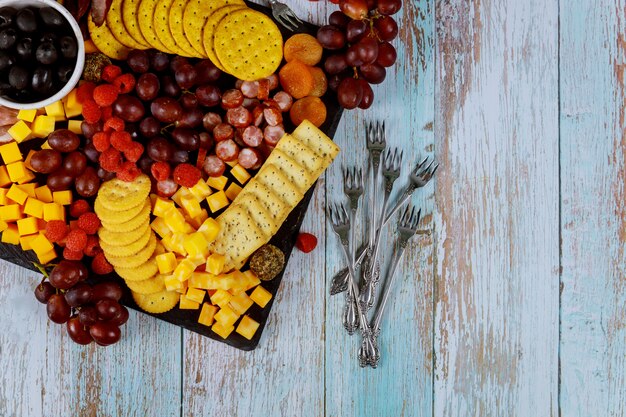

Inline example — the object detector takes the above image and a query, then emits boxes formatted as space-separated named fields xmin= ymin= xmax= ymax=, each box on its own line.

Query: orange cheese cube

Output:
xmin=31 ymin=115 xmax=56 ymax=138
xmin=224 ymin=182 xmax=243 ymax=201
xmin=0 ymin=141 xmax=22 ymax=164
xmin=229 ymin=291 xmax=253 ymax=315
xmin=188 ymin=180 xmax=212 ymax=201
xmin=0 ymin=166 xmax=10 ymax=187
xmin=156 ymin=252 xmax=177 ymax=274
xmin=17 ymin=170 xmax=35 ymax=184
xmin=17 ymin=109 xmax=37 ymax=123
xmin=31 ymin=234 xmax=53 ymax=255
xmin=0 ymin=219 xmax=7 ymax=232
xmin=197 ymin=218 xmax=220 ymax=242
xmin=183 ymin=232 xmax=209 ymax=258
xmin=8 ymin=121 xmax=32 ymax=143
xmin=206 ymin=190 xmax=229 ymax=213
xmin=186 ymin=287 xmax=205 ymax=304
xmin=0 ymin=188 xmax=8 ymax=205
xmin=17 ymin=183 xmax=36 ymax=199
xmin=45 ymin=101 xmax=66 ymax=122
xmin=206 ymin=253 xmax=225 ymax=275
xmin=35 ymin=186 xmax=53 ymax=203
xmin=198 ymin=303 xmax=218 ymax=327
xmin=250 ymin=286 xmax=272 ymax=308
xmin=6 ymin=184 xmax=28 ymax=205
xmin=1 ymin=224 xmax=19 ymax=244
xmin=24 ymin=150 xmax=35 ymax=171
xmin=23 ymin=198 xmax=44 ymax=218
xmin=153 ymin=197 xmax=175 ymax=217
xmin=53 ymin=190 xmax=73 ymax=205
xmin=41 ymin=140 xmax=51 ymax=149
xmin=236 ymin=315 xmax=260 ymax=340
xmin=173 ymin=258 xmax=195 ymax=281
xmin=37 ymin=248 xmax=57 ymax=264
xmin=17 ymin=217 xmax=39 ymax=236
xmin=164 ymin=274 xmax=183 ymax=291
xmin=179 ymin=294 xmax=200 ymax=309
xmin=180 ymin=195 xmax=202 ymax=218
xmin=20 ymin=233 xmax=39 ymax=251
xmin=206 ymin=176 xmax=228 ymax=190
xmin=0 ymin=204 xmax=23 ymax=221
xmin=163 ymin=208 xmax=187 ymax=233
xmin=189 ymin=272 xmax=213 ymax=289
xmin=43 ymin=203 xmax=65 ymax=221
xmin=211 ymin=321 xmax=234 ymax=339
xmin=150 ymin=217 xmax=171 ymax=238
xmin=210 ymin=289 xmax=232 ymax=309
xmin=171 ymin=186 xmax=192 ymax=207
xmin=64 ymin=90 xmax=83 ymax=118
xmin=7 ymin=161 xmax=27 ymax=182
xmin=68 ymin=120 xmax=83 ymax=134
xmin=214 ymin=305 xmax=239 ymax=327
xmin=230 ymin=164 xmax=251 ymax=185
xmin=242 ymin=270 xmax=261 ymax=291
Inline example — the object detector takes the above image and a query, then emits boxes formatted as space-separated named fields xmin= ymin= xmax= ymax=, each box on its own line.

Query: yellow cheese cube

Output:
xmin=53 ymin=190 xmax=73 ymax=206
xmin=169 ymin=233 xmax=187 ymax=256
xmin=0 ymin=166 xmax=10 ymax=187
xmin=250 ymin=286 xmax=273 ymax=308
xmin=17 ymin=217 xmax=39 ymax=236
xmin=153 ymin=197 xmax=175 ymax=217
xmin=171 ymin=186 xmax=193 ymax=207
xmin=197 ymin=218 xmax=220 ymax=242
xmin=198 ymin=303 xmax=218 ymax=327
xmin=8 ymin=121 xmax=32 ymax=143
xmin=163 ymin=208 xmax=187 ymax=233
xmin=154 ymin=241 xmax=166 ymax=255
xmin=17 ymin=109 xmax=37 ymax=123
xmin=206 ymin=253 xmax=225 ymax=275
xmin=211 ymin=321 xmax=234 ymax=339
xmin=16 ymin=170 xmax=35 ymax=184
xmin=175 ymin=280 xmax=189 ymax=294
xmin=224 ymin=159 xmax=238 ymax=167
xmin=210 ymin=289 xmax=232 ymax=309
xmin=45 ymin=101 xmax=66 ymax=121
xmin=43 ymin=203 xmax=65 ymax=221
xmin=216 ymin=272 xmax=238 ymax=290
xmin=17 ymin=183 xmax=36 ymax=198
xmin=164 ymin=274 xmax=183 ymax=291
xmin=173 ymin=258 xmax=195 ymax=281
xmin=6 ymin=161 xmax=27 ymax=182
xmin=224 ymin=182 xmax=243 ymax=201
xmin=67 ymin=120 xmax=83 ymax=134
xmin=0 ymin=204 xmax=22 ymax=221
xmin=180 ymin=195 xmax=202 ymax=218
xmin=230 ymin=164 xmax=251 ymax=185
xmin=242 ymin=270 xmax=261 ymax=291
xmin=37 ymin=248 xmax=57 ymax=264
xmin=31 ymin=234 xmax=53 ymax=255
xmin=35 ymin=186 xmax=53 ymax=203
xmin=188 ymin=254 xmax=207 ymax=267
xmin=206 ymin=176 xmax=228 ymax=190
xmin=188 ymin=180 xmax=212 ymax=201
xmin=229 ymin=292 xmax=253 ymax=315
xmin=214 ymin=305 xmax=239 ymax=327
xmin=0 ymin=188 xmax=7 ymax=205
xmin=41 ymin=140 xmax=51 ymax=149
xmin=187 ymin=209 xmax=208 ymax=229
xmin=23 ymin=149 xmax=36 ymax=172
xmin=186 ymin=287 xmax=205 ymax=304
xmin=156 ymin=252 xmax=177 ymax=274
xmin=183 ymin=232 xmax=209 ymax=258
xmin=179 ymin=294 xmax=200 ymax=309
xmin=0 ymin=219 xmax=7 ymax=232
xmin=20 ymin=233 xmax=39 ymax=251
xmin=1 ymin=224 xmax=19 ymax=244
xmin=22 ymin=199 xmax=43 ymax=218
xmin=189 ymin=272 xmax=213 ymax=289
xmin=64 ymin=91 xmax=83 ymax=118
xmin=31 ymin=115 xmax=56 ymax=138
xmin=206 ymin=190 xmax=229 ymax=213
xmin=150 ymin=218 xmax=171 ymax=238
xmin=6 ymin=184 xmax=28 ymax=205
xmin=228 ymin=270 xmax=250 ymax=293
xmin=0 ymin=141 xmax=22 ymax=164
xmin=236 ymin=315 xmax=260 ymax=340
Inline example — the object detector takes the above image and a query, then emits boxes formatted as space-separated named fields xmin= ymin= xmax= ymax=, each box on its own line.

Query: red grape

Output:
xmin=328 ymin=74 xmax=344 ymax=91
xmin=356 ymin=37 xmax=379 ymax=64
xmin=360 ymin=62 xmax=386 ymax=84
xmin=174 ymin=64 xmax=198 ymax=89
xmin=325 ymin=54 xmax=349 ymax=74
xmin=30 ymin=149 xmax=61 ymax=173
xmin=66 ymin=316 xmax=93 ymax=345
xmin=337 ymin=77 xmax=364 ymax=109
xmin=172 ymin=149 xmax=190 ymax=164
xmin=317 ymin=25 xmax=346 ymax=50
xmin=376 ymin=41 xmax=397 ymax=67
xmin=96 ymin=298 xmax=123 ymax=321
xmin=34 ymin=281 xmax=54 ymax=304
xmin=108 ymin=305 xmax=129 ymax=326
xmin=377 ymin=0 xmax=401 ymax=15
xmin=91 ymin=282 xmax=123 ymax=302
xmin=49 ymin=260 xmax=88 ymax=290
xmin=357 ymin=79 xmax=374 ymax=109
xmin=161 ymin=75 xmax=181 ymax=97
xmin=97 ymin=168 xmax=116 ymax=181
xmin=83 ymin=142 xmax=100 ymax=164
xmin=75 ymin=167 xmax=100 ymax=198
xmin=81 ymin=121 xmax=102 ymax=140
xmin=64 ymin=283 xmax=92 ymax=307
xmin=147 ymin=137 xmax=175 ymax=162
xmin=339 ymin=0 xmax=368 ymax=19
xmin=47 ymin=294 xmax=71 ymax=324
xmin=46 ymin=172 xmax=73 ymax=191
xmin=328 ymin=10 xmax=350 ymax=28
xmin=136 ymin=73 xmax=160 ymax=101
xmin=139 ymin=117 xmax=161 ymax=138
xmin=196 ymin=85 xmax=221 ymax=107
xmin=48 ymin=129 xmax=80 ymax=152
xmin=374 ymin=15 xmax=398 ymax=41
xmin=127 ymin=50 xmax=150 ymax=73
xmin=62 ymin=151 xmax=87 ymax=177
xmin=78 ymin=305 xmax=99 ymax=326
xmin=176 ymin=108 xmax=204 ymax=128
xmin=346 ymin=19 xmax=368 ymax=43
xmin=89 ymin=322 xmax=121 ymax=346
xmin=171 ymin=127 xmax=200 ymax=151
xmin=151 ymin=97 xmax=183 ymax=123
xmin=113 ymin=95 xmax=146 ymax=122
xmin=150 ymin=51 xmax=169 ymax=72
xmin=180 ymin=92 xmax=198 ymax=109
xmin=170 ymin=56 xmax=190 ymax=73
xmin=195 ymin=60 xmax=221 ymax=84
xmin=346 ymin=45 xmax=365 ymax=67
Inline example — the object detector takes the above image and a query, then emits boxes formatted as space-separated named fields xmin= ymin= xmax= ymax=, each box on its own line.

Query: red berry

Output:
xmin=99 ymin=148 xmax=123 ymax=172
xmin=70 ymin=200 xmax=91 ymax=218
xmin=103 ymin=117 xmax=125 ymax=132
xmin=84 ymin=235 xmax=100 ymax=257
xmin=82 ymin=99 xmax=101 ymax=124
xmin=123 ymin=142 xmax=144 ymax=163
xmin=92 ymin=252 xmax=114 ymax=275
xmin=110 ymin=131 xmax=133 ymax=152
xmin=45 ymin=220 xmax=69 ymax=243
xmin=113 ymin=73 xmax=136 ymax=94
xmin=101 ymin=106 xmax=114 ymax=120
xmin=295 ymin=232 xmax=317 ymax=253
xmin=150 ymin=161 xmax=171 ymax=181
xmin=92 ymin=131 xmax=111 ymax=152
xmin=116 ymin=162 xmax=142 ymax=182
xmin=63 ymin=247 xmax=84 ymax=261
xmin=76 ymin=82 xmax=96 ymax=103
xmin=172 ymin=163 xmax=201 ymax=187
xmin=93 ymin=84 xmax=120 ymax=107
xmin=101 ymin=65 xmax=122 ymax=83
xmin=65 ymin=229 xmax=88 ymax=252
xmin=77 ymin=212 xmax=101 ymax=235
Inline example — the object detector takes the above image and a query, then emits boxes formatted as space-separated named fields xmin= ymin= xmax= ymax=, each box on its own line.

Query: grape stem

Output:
xmin=353 ymin=67 xmax=359 ymax=78
xmin=33 ymin=262 xmax=51 ymax=278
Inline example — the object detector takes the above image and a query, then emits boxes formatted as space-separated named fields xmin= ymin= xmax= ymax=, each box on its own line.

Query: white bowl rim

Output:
xmin=0 ymin=0 xmax=85 ymax=110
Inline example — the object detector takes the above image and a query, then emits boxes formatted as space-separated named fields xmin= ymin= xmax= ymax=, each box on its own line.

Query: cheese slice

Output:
xmin=233 ymin=179 xmax=290 ymax=227
xmin=275 ymin=133 xmax=325 ymax=178
xmin=292 ymin=120 xmax=340 ymax=164
xmin=264 ymin=149 xmax=313 ymax=194
xmin=256 ymin=164 xmax=303 ymax=207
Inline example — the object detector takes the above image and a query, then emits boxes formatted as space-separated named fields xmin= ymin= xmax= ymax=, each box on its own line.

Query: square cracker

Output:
xmin=292 ymin=120 xmax=340 ymax=164
xmin=233 ymin=180 xmax=290 ymax=227
xmin=233 ymin=194 xmax=276 ymax=237
xmin=264 ymin=149 xmax=313 ymax=194
xmin=211 ymin=205 xmax=266 ymax=269
xmin=275 ymin=133 xmax=325 ymax=178
xmin=255 ymin=164 xmax=303 ymax=208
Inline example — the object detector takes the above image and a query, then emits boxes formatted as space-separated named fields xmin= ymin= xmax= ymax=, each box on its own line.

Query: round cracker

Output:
xmin=125 ymin=274 xmax=166 ymax=294
xmin=182 ymin=0 xmax=245 ymax=58
xmin=214 ymin=9 xmax=283 ymax=81
xmin=122 ymin=0 xmax=152 ymax=46
xmin=132 ymin=289 xmax=179 ymax=314
xmin=97 ymin=175 xmax=151 ymax=211
xmin=101 ymin=200 xmax=151 ymax=233
xmin=99 ymin=218 xmax=150 ymax=247
xmin=100 ymin=226 xmax=152 ymax=257
xmin=138 ymin=0 xmax=175 ymax=53
xmin=153 ymin=0 xmax=197 ymax=57
xmin=107 ymin=0 xmax=150 ymax=49
xmin=106 ymin=233 xmax=157 ymax=268
xmin=169 ymin=0 xmax=205 ymax=58
xmin=95 ymin=197 xmax=146 ymax=225
xmin=88 ymin=16 xmax=131 ymax=60
xmin=115 ymin=257 xmax=158 ymax=281
xmin=202 ymin=4 xmax=246 ymax=71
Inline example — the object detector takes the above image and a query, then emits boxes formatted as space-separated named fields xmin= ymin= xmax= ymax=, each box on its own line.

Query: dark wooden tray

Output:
xmin=0 ymin=4 xmax=342 ymax=351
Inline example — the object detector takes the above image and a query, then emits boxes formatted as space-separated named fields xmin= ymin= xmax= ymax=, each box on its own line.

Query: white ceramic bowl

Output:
xmin=0 ymin=0 xmax=84 ymax=110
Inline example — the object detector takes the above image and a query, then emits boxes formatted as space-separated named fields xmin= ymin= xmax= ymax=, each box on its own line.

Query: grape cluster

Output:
xmin=317 ymin=0 xmax=402 ymax=109
xmin=34 ymin=261 xmax=129 ymax=346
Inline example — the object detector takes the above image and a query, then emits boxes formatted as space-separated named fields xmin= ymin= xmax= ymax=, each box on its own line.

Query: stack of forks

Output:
xmin=327 ymin=121 xmax=438 ymax=368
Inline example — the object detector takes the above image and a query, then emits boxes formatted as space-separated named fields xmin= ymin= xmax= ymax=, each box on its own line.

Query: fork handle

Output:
xmin=383 ymin=187 xmax=415 ymax=226
xmin=371 ymin=246 xmax=406 ymax=333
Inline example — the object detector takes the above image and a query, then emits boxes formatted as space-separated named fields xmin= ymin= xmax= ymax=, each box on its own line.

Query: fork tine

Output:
xmin=286 ymin=10 xmax=303 ymax=24
xmin=283 ymin=13 xmax=300 ymax=29
xmin=429 ymin=163 xmax=439 ymax=178
xmin=277 ymin=15 xmax=297 ymax=31
xmin=414 ymin=157 xmax=429 ymax=172
xmin=421 ymin=159 xmax=435 ymax=174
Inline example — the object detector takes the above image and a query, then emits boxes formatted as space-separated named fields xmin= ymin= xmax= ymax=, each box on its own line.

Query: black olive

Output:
xmin=15 ymin=8 xmax=37 ymax=33
xmin=39 ymin=32 xmax=57 ymax=44
xmin=0 ymin=51 xmax=15 ymax=71
xmin=59 ymin=36 xmax=77 ymax=59
xmin=32 ymin=67 xmax=53 ymax=95
xmin=0 ymin=28 xmax=17 ymax=50
xmin=39 ymin=7 xmax=64 ymax=27
xmin=9 ymin=66 xmax=29 ymax=90
xmin=15 ymin=38 xmax=32 ymax=61
xmin=0 ymin=7 xmax=16 ymax=29
xmin=56 ymin=63 xmax=73 ymax=83
xmin=35 ymin=42 xmax=57 ymax=65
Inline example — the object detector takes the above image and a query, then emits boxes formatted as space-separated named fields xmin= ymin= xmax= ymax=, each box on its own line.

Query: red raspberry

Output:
xmin=45 ymin=220 xmax=69 ymax=243
xmin=295 ymin=232 xmax=318 ymax=253
xmin=82 ymin=99 xmax=101 ymax=124
xmin=93 ymin=84 xmax=119 ymax=107
xmin=103 ymin=117 xmax=125 ymax=132
xmin=113 ymin=73 xmax=136 ymax=94
xmin=99 ymin=148 xmax=123 ymax=172
xmin=101 ymin=106 xmax=113 ymax=120
xmin=92 ymin=131 xmax=111 ymax=152
xmin=110 ymin=131 xmax=132 ymax=151
xmin=63 ymin=247 xmax=84 ymax=261
xmin=101 ymin=65 xmax=122 ymax=83
xmin=83 ymin=235 xmax=100 ymax=257
xmin=123 ymin=142 xmax=144 ymax=163
xmin=151 ymin=161 xmax=171 ymax=181
xmin=172 ymin=163 xmax=201 ymax=187
xmin=116 ymin=162 xmax=142 ymax=182
xmin=65 ymin=229 xmax=88 ymax=252
xmin=76 ymin=82 xmax=96 ymax=103
xmin=77 ymin=212 xmax=101 ymax=234
xmin=91 ymin=251 xmax=114 ymax=275
xmin=70 ymin=200 xmax=91 ymax=218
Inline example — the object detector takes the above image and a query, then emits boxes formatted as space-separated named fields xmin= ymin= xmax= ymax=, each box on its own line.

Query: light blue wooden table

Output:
xmin=1 ymin=0 xmax=625 ymax=416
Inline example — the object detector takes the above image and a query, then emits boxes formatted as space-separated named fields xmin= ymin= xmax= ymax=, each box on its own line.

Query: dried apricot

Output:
xmin=283 ymin=33 xmax=323 ymax=66
xmin=309 ymin=67 xmax=328 ymax=97
xmin=290 ymin=96 xmax=327 ymax=127
xmin=279 ymin=60 xmax=314 ymax=99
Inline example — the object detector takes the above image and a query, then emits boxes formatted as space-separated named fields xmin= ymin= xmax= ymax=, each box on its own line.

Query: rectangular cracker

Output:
xmin=233 ymin=194 xmax=276 ymax=237
xmin=275 ymin=133 xmax=325 ymax=177
xmin=233 ymin=179 xmax=290 ymax=228
xmin=292 ymin=120 xmax=340 ymax=164
xmin=255 ymin=164 xmax=303 ymax=208
xmin=211 ymin=205 xmax=266 ymax=270
xmin=264 ymin=149 xmax=313 ymax=194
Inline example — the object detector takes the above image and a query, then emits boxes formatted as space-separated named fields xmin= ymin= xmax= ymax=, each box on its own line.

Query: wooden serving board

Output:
xmin=0 ymin=3 xmax=343 ymax=351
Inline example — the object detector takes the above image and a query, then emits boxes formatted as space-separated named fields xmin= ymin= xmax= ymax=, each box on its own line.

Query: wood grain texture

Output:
xmin=433 ymin=1 xmax=560 ymax=416
xmin=560 ymin=1 xmax=626 ymax=415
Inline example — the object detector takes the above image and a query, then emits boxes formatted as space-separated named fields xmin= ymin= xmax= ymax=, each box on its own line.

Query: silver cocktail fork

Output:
xmin=268 ymin=0 xmax=303 ymax=31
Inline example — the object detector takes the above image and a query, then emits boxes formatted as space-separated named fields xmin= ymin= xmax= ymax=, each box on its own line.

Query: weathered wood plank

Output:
xmin=560 ymin=1 xmax=626 ymax=415
xmin=324 ymin=0 xmax=435 ymax=416
xmin=433 ymin=1 xmax=559 ymax=416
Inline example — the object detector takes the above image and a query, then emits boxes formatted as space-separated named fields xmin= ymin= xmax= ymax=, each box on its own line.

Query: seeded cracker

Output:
xmin=106 ymin=233 xmax=157 ymax=268
xmin=115 ymin=257 xmax=159 ymax=281
xmin=169 ymin=0 xmax=205 ymax=58
xmin=88 ymin=16 xmax=130 ymax=60
xmin=137 ymin=0 xmax=175 ymax=53
xmin=95 ymin=197 xmax=146 ymax=224
xmin=122 ymin=0 xmax=152 ymax=46
xmin=107 ymin=0 xmax=150 ymax=50
xmin=153 ymin=0 xmax=197 ymax=57
xmin=202 ymin=4 xmax=246 ymax=71
xmin=97 ymin=175 xmax=151 ymax=211
xmin=98 ymin=218 xmax=150 ymax=246
xmin=100 ymin=226 xmax=152 ymax=257
xmin=100 ymin=200 xmax=151 ymax=232
xmin=132 ymin=289 xmax=179 ymax=313
xmin=125 ymin=274 xmax=166 ymax=295
xmin=183 ymin=0 xmax=245 ymax=58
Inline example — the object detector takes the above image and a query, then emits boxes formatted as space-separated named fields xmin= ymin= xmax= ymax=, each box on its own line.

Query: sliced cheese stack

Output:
xmin=210 ymin=120 xmax=340 ymax=270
